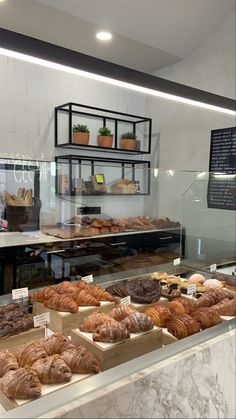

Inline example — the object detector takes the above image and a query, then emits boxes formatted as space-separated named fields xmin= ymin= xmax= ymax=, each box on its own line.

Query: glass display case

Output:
xmin=0 ymin=157 xmax=235 ymax=418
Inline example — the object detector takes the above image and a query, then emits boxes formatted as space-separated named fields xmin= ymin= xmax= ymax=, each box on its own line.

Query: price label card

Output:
xmin=82 ymin=274 xmax=94 ymax=283
xmin=187 ymin=284 xmax=197 ymax=295
xmin=173 ymin=258 xmax=181 ymax=266
xmin=95 ymin=174 xmax=104 ymax=184
xmin=119 ymin=296 xmax=131 ymax=305
xmin=210 ymin=263 xmax=217 ymax=272
xmin=34 ymin=312 xmax=50 ymax=328
xmin=12 ymin=287 xmax=29 ymax=300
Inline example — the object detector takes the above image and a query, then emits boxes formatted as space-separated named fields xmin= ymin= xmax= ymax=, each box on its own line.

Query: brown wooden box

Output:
xmin=71 ymin=326 xmax=162 ymax=371
xmin=33 ymin=301 xmax=115 ymax=336
xmin=0 ymin=327 xmax=45 ymax=351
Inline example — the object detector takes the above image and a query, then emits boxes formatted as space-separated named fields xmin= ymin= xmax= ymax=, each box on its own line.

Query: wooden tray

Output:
xmin=0 ymin=327 xmax=45 ymax=351
xmin=33 ymin=301 xmax=115 ymax=336
xmin=71 ymin=326 xmax=162 ymax=371
xmin=0 ymin=371 xmax=91 ymax=411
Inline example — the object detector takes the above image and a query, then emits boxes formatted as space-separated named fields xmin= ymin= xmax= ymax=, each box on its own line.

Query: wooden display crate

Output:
xmin=0 ymin=327 xmax=45 ymax=351
xmin=71 ymin=326 xmax=162 ymax=371
xmin=0 ymin=372 xmax=91 ymax=411
xmin=33 ymin=301 xmax=115 ymax=336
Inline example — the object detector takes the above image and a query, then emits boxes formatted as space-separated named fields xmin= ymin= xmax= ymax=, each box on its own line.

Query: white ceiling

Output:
xmin=0 ymin=0 xmax=235 ymax=72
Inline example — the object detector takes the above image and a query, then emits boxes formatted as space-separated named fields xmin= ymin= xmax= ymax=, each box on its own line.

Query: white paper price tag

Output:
xmin=119 ymin=296 xmax=131 ymax=305
xmin=210 ymin=264 xmax=217 ymax=272
xmin=33 ymin=312 xmax=50 ymax=328
xmin=187 ymin=284 xmax=197 ymax=295
xmin=82 ymin=274 xmax=94 ymax=283
xmin=173 ymin=258 xmax=181 ymax=266
xmin=12 ymin=287 xmax=29 ymax=300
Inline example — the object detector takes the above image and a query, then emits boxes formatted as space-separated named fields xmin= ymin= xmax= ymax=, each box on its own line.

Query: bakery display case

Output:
xmin=0 ymin=159 xmax=235 ymax=417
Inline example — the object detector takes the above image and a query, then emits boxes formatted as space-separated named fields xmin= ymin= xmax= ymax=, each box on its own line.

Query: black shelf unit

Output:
xmin=55 ymin=155 xmax=151 ymax=196
xmin=55 ymin=102 xmax=152 ymax=154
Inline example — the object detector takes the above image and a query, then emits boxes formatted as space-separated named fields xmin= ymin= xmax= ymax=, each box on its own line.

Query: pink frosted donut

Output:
xmin=188 ymin=273 xmax=205 ymax=284
xmin=204 ymin=279 xmax=223 ymax=289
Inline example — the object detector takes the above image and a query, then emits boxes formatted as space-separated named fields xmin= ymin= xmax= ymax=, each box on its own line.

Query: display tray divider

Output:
xmin=71 ymin=326 xmax=162 ymax=371
xmin=0 ymin=327 xmax=45 ymax=351
xmin=33 ymin=301 xmax=115 ymax=336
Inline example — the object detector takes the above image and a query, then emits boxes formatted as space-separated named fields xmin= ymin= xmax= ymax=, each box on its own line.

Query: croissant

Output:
xmin=44 ymin=294 xmax=78 ymax=313
xmin=168 ymin=300 xmax=186 ymax=316
xmin=1 ymin=367 xmax=41 ymax=399
xmin=15 ymin=341 xmax=47 ymax=367
xmin=87 ymin=286 xmax=115 ymax=302
xmin=107 ymin=304 xmax=135 ymax=321
xmin=145 ymin=305 xmax=173 ymax=327
xmin=121 ymin=312 xmax=154 ymax=333
xmin=75 ymin=290 xmax=100 ymax=306
xmin=32 ymin=355 xmax=72 ymax=384
xmin=60 ymin=347 xmax=100 ymax=373
xmin=42 ymin=287 xmax=58 ymax=300
xmin=56 ymin=281 xmax=77 ymax=294
xmin=167 ymin=314 xmax=200 ymax=339
xmin=211 ymin=298 xmax=236 ymax=316
xmin=0 ymin=350 xmax=19 ymax=377
xmin=39 ymin=333 xmax=75 ymax=356
xmin=93 ymin=319 xmax=130 ymax=343
xmin=74 ymin=280 xmax=89 ymax=290
xmin=190 ymin=307 xmax=222 ymax=329
xmin=29 ymin=290 xmax=44 ymax=303
xmin=196 ymin=289 xmax=233 ymax=308
xmin=79 ymin=312 xmax=112 ymax=332
xmin=171 ymin=297 xmax=194 ymax=314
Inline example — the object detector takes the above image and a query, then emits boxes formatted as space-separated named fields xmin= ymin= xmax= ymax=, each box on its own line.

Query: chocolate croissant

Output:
xmin=121 ymin=312 xmax=154 ymax=333
xmin=15 ymin=341 xmax=47 ymax=367
xmin=93 ymin=319 xmax=130 ymax=343
xmin=75 ymin=290 xmax=100 ymax=306
xmin=44 ymin=294 xmax=78 ymax=313
xmin=108 ymin=304 xmax=135 ymax=321
xmin=79 ymin=312 xmax=112 ymax=332
xmin=32 ymin=355 xmax=72 ymax=384
xmin=196 ymin=289 xmax=233 ymax=308
xmin=39 ymin=333 xmax=75 ymax=356
xmin=1 ymin=367 xmax=41 ymax=399
xmin=0 ymin=350 xmax=19 ymax=377
xmin=60 ymin=347 xmax=100 ymax=373
xmin=211 ymin=298 xmax=236 ymax=316
xmin=145 ymin=305 xmax=173 ymax=327
xmin=190 ymin=307 xmax=222 ymax=329
xmin=167 ymin=314 xmax=200 ymax=339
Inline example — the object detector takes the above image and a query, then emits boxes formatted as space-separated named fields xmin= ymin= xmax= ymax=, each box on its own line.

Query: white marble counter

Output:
xmin=0 ymin=231 xmax=62 ymax=248
xmin=40 ymin=330 xmax=236 ymax=419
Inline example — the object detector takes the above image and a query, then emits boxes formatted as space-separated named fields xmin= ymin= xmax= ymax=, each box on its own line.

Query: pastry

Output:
xmin=93 ymin=319 xmax=130 ymax=343
xmin=211 ymin=298 xmax=236 ymax=316
xmin=171 ymin=297 xmax=194 ymax=314
xmin=0 ymin=350 xmax=19 ymax=377
xmin=145 ymin=305 xmax=173 ymax=327
xmin=161 ymin=287 xmax=181 ymax=301
xmin=167 ymin=314 xmax=201 ymax=339
xmin=44 ymin=294 xmax=78 ymax=313
xmin=168 ymin=300 xmax=186 ymax=316
xmin=225 ymin=277 xmax=236 ymax=292
xmin=56 ymin=281 xmax=77 ymax=294
xmin=108 ymin=304 xmax=135 ymax=321
xmin=86 ymin=285 xmax=115 ymax=302
xmin=1 ymin=367 xmax=41 ymax=399
xmin=190 ymin=307 xmax=222 ymax=329
xmin=15 ymin=341 xmax=47 ymax=367
xmin=75 ymin=290 xmax=100 ymax=306
xmin=125 ymin=279 xmax=161 ymax=304
xmin=32 ymin=355 xmax=72 ymax=384
xmin=195 ymin=289 xmax=233 ymax=308
xmin=187 ymin=273 xmax=205 ymax=284
xmin=39 ymin=333 xmax=75 ymax=356
xmin=79 ymin=312 xmax=112 ymax=332
xmin=121 ymin=312 xmax=154 ymax=333
xmin=204 ymin=279 xmax=223 ymax=289
xmin=60 ymin=346 xmax=100 ymax=373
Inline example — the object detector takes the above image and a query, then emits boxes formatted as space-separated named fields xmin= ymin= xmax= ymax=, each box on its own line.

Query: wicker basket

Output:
xmin=6 ymin=204 xmax=41 ymax=232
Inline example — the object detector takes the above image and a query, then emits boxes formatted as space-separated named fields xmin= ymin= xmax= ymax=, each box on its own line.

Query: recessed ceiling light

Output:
xmin=0 ymin=0 xmax=6 ymax=3
xmin=96 ymin=31 xmax=112 ymax=41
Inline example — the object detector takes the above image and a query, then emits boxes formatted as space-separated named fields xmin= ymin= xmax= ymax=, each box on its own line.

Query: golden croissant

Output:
xmin=1 ymin=367 xmax=41 ymax=399
xmin=60 ymin=347 xmax=100 ymax=374
xmin=0 ymin=350 xmax=19 ymax=377
xmin=75 ymin=290 xmax=100 ymax=306
xmin=32 ymin=355 xmax=72 ymax=384
xmin=79 ymin=311 xmax=112 ymax=332
xmin=44 ymin=294 xmax=78 ymax=313
xmin=145 ymin=305 xmax=173 ymax=327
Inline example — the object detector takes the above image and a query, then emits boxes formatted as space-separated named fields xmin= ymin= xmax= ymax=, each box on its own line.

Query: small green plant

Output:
xmin=121 ymin=131 xmax=137 ymax=139
xmin=72 ymin=124 xmax=90 ymax=133
xmin=98 ymin=126 xmax=112 ymax=136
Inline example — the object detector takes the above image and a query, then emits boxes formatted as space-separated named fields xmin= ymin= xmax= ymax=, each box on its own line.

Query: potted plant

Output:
xmin=97 ymin=127 xmax=113 ymax=148
xmin=120 ymin=132 xmax=137 ymax=150
xmin=72 ymin=124 xmax=90 ymax=145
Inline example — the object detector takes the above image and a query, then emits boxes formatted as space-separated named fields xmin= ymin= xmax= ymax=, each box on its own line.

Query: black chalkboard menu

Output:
xmin=207 ymin=127 xmax=236 ymax=210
